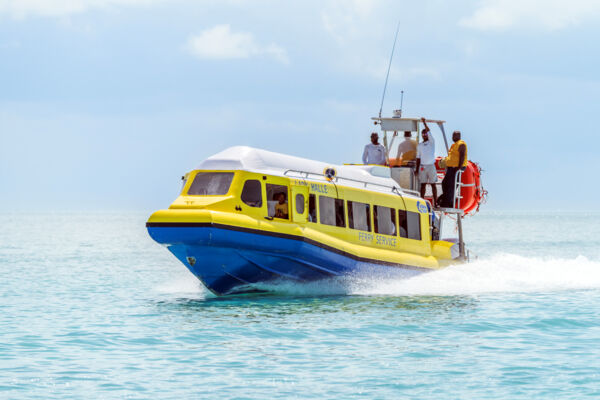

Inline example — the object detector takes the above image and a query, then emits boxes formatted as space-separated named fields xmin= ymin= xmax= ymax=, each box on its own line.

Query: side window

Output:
xmin=398 ymin=210 xmax=408 ymax=238
xmin=308 ymin=194 xmax=317 ymax=222
xmin=407 ymin=211 xmax=422 ymax=240
xmin=319 ymin=196 xmax=335 ymax=226
xmin=398 ymin=210 xmax=421 ymax=240
xmin=295 ymin=194 xmax=305 ymax=214
xmin=319 ymin=196 xmax=345 ymax=227
xmin=266 ymin=184 xmax=289 ymax=219
xmin=241 ymin=180 xmax=262 ymax=207
xmin=374 ymin=205 xmax=396 ymax=236
xmin=335 ymin=199 xmax=345 ymax=227
xmin=347 ymin=200 xmax=371 ymax=232
xmin=188 ymin=172 xmax=234 ymax=195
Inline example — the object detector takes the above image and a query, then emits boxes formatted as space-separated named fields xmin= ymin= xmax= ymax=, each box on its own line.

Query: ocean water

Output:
xmin=1 ymin=211 xmax=600 ymax=399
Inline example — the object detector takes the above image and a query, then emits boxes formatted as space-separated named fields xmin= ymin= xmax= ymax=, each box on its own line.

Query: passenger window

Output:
xmin=335 ymin=199 xmax=346 ymax=227
xmin=188 ymin=172 xmax=234 ymax=195
xmin=398 ymin=210 xmax=408 ymax=238
xmin=347 ymin=200 xmax=371 ymax=232
xmin=308 ymin=194 xmax=317 ymax=222
xmin=266 ymin=184 xmax=289 ymax=219
xmin=398 ymin=210 xmax=421 ymax=240
xmin=295 ymin=194 xmax=305 ymax=214
xmin=407 ymin=211 xmax=422 ymax=240
xmin=319 ymin=196 xmax=345 ymax=227
xmin=374 ymin=205 xmax=396 ymax=236
xmin=241 ymin=180 xmax=262 ymax=207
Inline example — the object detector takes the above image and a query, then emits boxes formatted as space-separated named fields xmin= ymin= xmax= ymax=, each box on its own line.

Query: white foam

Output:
xmin=155 ymin=254 xmax=600 ymax=298
xmin=347 ymin=253 xmax=600 ymax=296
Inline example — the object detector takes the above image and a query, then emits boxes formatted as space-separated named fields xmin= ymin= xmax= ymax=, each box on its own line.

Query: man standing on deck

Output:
xmin=438 ymin=130 xmax=468 ymax=208
xmin=362 ymin=132 xmax=386 ymax=165
xmin=416 ymin=118 xmax=437 ymax=202
xmin=395 ymin=131 xmax=417 ymax=166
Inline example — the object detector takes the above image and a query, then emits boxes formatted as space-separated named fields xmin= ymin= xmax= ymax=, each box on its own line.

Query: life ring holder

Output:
xmin=323 ymin=167 xmax=337 ymax=181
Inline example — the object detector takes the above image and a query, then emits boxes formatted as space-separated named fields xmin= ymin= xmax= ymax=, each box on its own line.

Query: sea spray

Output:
xmin=348 ymin=253 xmax=600 ymax=296
xmin=190 ymin=254 xmax=600 ymax=297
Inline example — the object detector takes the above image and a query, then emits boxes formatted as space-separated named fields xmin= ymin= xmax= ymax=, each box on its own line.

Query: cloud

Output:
xmin=0 ymin=0 xmax=160 ymax=18
xmin=321 ymin=0 xmax=379 ymax=43
xmin=185 ymin=24 xmax=289 ymax=64
xmin=460 ymin=0 xmax=600 ymax=31
xmin=319 ymin=1 xmax=441 ymax=83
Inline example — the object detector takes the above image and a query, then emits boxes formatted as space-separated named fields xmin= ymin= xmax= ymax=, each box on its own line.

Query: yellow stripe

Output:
xmin=148 ymin=169 xmax=458 ymax=269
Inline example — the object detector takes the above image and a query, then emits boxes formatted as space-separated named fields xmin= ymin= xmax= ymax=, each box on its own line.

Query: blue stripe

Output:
xmin=147 ymin=225 xmax=428 ymax=295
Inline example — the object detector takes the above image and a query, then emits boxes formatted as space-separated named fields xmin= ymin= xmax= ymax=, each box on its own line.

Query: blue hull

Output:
xmin=147 ymin=224 xmax=428 ymax=295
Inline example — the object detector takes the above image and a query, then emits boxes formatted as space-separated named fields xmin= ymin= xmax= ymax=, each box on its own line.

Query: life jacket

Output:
xmin=446 ymin=139 xmax=468 ymax=168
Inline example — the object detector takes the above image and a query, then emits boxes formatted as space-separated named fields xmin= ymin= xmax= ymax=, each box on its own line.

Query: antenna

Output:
xmin=400 ymin=90 xmax=404 ymax=112
xmin=378 ymin=19 xmax=401 ymax=118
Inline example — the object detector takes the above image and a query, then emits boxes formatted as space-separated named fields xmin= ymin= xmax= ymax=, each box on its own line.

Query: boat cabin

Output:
xmin=170 ymin=146 xmax=448 ymax=259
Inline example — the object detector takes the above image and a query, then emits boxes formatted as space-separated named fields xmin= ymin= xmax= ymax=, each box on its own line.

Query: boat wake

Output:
xmin=157 ymin=253 xmax=600 ymax=298
xmin=345 ymin=253 xmax=600 ymax=297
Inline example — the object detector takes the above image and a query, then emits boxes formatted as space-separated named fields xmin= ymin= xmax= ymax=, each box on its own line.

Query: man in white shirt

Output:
xmin=415 ymin=118 xmax=438 ymax=201
xmin=362 ymin=133 xmax=386 ymax=165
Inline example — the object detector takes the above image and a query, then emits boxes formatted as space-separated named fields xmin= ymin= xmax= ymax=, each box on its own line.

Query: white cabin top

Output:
xmin=196 ymin=146 xmax=419 ymax=198
xmin=371 ymin=117 xmax=445 ymax=133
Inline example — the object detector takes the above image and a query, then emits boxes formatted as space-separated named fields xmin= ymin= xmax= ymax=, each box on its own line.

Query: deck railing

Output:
xmin=282 ymin=169 xmax=420 ymax=197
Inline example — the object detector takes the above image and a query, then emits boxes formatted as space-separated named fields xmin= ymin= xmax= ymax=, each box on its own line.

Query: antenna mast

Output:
xmin=378 ymin=19 xmax=401 ymax=118
xmin=400 ymin=90 xmax=404 ymax=112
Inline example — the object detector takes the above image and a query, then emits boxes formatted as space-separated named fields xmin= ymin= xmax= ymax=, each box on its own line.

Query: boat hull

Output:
xmin=147 ymin=223 xmax=430 ymax=295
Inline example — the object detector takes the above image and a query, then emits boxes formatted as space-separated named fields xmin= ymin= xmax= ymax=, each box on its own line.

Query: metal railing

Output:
xmin=453 ymin=170 xmax=475 ymax=210
xmin=434 ymin=170 xmax=473 ymax=261
xmin=283 ymin=169 xmax=420 ymax=196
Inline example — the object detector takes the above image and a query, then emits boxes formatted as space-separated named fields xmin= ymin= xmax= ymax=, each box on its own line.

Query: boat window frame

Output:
xmin=347 ymin=200 xmax=371 ymax=232
xmin=240 ymin=179 xmax=263 ymax=208
xmin=398 ymin=209 xmax=422 ymax=240
xmin=308 ymin=194 xmax=318 ymax=223
xmin=295 ymin=193 xmax=305 ymax=214
xmin=266 ymin=183 xmax=290 ymax=220
xmin=318 ymin=195 xmax=346 ymax=228
xmin=373 ymin=205 xmax=397 ymax=236
xmin=187 ymin=171 xmax=235 ymax=196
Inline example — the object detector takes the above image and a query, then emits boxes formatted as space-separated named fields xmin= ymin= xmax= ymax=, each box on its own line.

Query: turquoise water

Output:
xmin=1 ymin=212 xmax=600 ymax=398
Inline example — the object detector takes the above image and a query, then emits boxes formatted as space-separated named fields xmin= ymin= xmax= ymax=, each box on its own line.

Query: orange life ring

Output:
xmin=435 ymin=157 xmax=484 ymax=215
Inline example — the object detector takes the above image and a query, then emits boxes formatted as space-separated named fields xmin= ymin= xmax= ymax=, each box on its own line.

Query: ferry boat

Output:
xmin=146 ymin=116 xmax=485 ymax=295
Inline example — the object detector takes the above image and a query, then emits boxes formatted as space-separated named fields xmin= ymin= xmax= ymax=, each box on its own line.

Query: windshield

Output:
xmin=187 ymin=172 xmax=234 ymax=195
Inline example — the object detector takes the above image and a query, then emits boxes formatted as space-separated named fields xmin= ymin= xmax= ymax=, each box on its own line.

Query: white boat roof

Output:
xmin=196 ymin=146 xmax=419 ymax=198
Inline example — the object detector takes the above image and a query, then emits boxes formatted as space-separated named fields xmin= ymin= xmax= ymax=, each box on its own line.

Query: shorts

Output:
xmin=418 ymin=164 xmax=437 ymax=183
